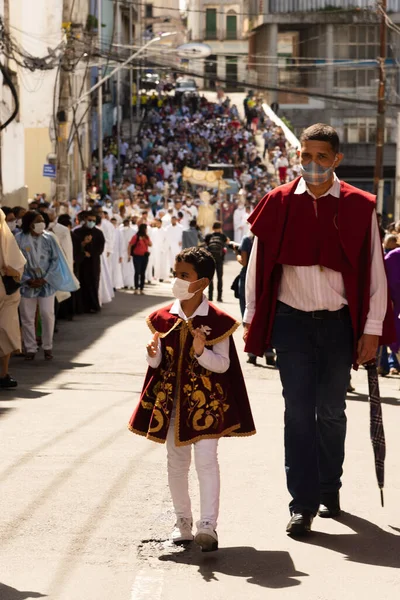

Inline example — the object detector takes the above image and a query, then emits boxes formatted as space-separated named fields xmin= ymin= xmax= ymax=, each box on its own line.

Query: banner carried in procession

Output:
xmin=182 ymin=167 xmax=230 ymax=191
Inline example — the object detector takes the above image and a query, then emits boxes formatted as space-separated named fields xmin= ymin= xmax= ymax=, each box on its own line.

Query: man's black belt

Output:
xmin=277 ymin=301 xmax=350 ymax=320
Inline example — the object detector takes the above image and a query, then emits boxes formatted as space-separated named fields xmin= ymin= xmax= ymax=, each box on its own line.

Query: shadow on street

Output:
xmin=0 ymin=289 xmax=171 ymax=409
xmin=346 ymin=391 xmax=400 ymax=406
xmin=295 ymin=512 xmax=400 ymax=568
xmin=159 ymin=546 xmax=307 ymax=588
xmin=0 ymin=583 xmax=46 ymax=599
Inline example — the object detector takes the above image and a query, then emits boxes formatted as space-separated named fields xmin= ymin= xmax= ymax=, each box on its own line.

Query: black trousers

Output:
xmin=208 ymin=257 xmax=223 ymax=301
xmin=133 ymin=255 xmax=149 ymax=290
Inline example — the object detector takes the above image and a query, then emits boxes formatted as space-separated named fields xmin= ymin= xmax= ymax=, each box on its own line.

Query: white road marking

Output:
xmin=131 ymin=569 xmax=164 ymax=600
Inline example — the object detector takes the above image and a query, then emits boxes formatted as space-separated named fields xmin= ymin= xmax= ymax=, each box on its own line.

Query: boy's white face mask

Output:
xmin=172 ymin=278 xmax=201 ymax=301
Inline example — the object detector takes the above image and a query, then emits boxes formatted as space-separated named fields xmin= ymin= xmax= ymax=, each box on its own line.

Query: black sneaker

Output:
xmin=0 ymin=374 xmax=18 ymax=389
xmin=286 ymin=512 xmax=313 ymax=536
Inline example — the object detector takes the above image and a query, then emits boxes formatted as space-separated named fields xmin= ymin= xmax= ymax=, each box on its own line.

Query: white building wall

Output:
xmin=0 ymin=0 xmax=27 ymax=205
xmin=9 ymin=0 xmax=63 ymax=198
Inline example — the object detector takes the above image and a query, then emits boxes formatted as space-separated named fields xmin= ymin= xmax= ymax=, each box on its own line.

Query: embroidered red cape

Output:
xmin=129 ymin=302 xmax=256 ymax=446
xmin=245 ymin=178 xmax=395 ymax=367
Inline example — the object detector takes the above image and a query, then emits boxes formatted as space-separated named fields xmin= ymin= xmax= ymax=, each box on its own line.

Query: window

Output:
xmin=340 ymin=117 xmax=396 ymax=144
xmin=226 ymin=13 xmax=237 ymax=40
xmin=334 ymin=25 xmax=379 ymax=60
xmin=205 ymin=8 xmax=217 ymax=40
xmin=226 ymin=56 xmax=238 ymax=92
xmin=204 ymin=55 xmax=217 ymax=90
xmin=145 ymin=4 xmax=153 ymax=19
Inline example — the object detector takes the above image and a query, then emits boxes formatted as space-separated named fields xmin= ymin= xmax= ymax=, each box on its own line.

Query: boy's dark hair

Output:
xmin=176 ymin=247 xmax=215 ymax=281
xmin=189 ymin=218 xmax=197 ymax=228
xmin=300 ymin=123 xmax=340 ymax=154
xmin=213 ymin=221 xmax=222 ymax=230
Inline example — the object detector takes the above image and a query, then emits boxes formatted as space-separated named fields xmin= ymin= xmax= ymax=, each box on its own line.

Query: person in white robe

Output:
xmin=97 ymin=219 xmax=114 ymax=305
xmin=165 ymin=216 xmax=183 ymax=268
xmin=119 ymin=218 xmax=135 ymax=288
xmin=180 ymin=198 xmax=198 ymax=230
xmin=110 ymin=218 xmax=124 ymax=290
xmin=0 ymin=209 xmax=26 ymax=387
xmin=152 ymin=218 xmax=170 ymax=281
xmin=233 ymin=202 xmax=247 ymax=244
xmin=145 ymin=223 xmax=156 ymax=282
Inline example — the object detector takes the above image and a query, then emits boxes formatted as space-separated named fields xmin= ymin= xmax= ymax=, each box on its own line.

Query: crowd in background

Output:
xmin=0 ymin=90 xmax=302 ymax=385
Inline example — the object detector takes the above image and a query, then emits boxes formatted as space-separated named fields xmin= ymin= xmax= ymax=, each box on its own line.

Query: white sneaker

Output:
xmin=194 ymin=520 xmax=218 ymax=552
xmin=171 ymin=517 xmax=194 ymax=544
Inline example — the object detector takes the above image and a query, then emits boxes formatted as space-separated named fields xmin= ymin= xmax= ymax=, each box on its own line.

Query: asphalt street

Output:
xmin=1 ymin=256 xmax=400 ymax=600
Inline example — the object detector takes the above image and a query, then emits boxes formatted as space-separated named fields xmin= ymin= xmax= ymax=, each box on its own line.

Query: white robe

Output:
xmin=145 ymin=226 xmax=156 ymax=281
xmin=165 ymin=223 xmax=183 ymax=267
xmin=119 ymin=225 xmax=135 ymax=288
xmin=96 ymin=225 xmax=114 ymax=305
xmin=233 ymin=207 xmax=247 ymax=244
xmin=111 ymin=227 xmax=124 ymax=290
xmin=152 ymin=227 xmax=170 ymax=280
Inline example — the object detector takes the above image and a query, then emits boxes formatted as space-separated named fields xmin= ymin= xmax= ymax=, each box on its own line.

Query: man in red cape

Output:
xmin=243 ymin=123 xmax=395 ymax=536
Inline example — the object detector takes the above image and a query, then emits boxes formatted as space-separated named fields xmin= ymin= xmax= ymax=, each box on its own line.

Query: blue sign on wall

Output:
xmin=43 ymin=164 xmax=56 ymax=178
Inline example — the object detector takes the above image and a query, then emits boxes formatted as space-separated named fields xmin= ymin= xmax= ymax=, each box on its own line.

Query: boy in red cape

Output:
xmin=129 ymin=247 xmax=255 ymax=552
xmin=243 ymin=124 xmax=394 ymax=536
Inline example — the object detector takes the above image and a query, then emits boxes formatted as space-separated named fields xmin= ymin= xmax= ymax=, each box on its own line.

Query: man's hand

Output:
xmin=119 ymin=257 xmax=123 ymax=263
xmin=357 ymin=334 xmax=379 ymax=365
xmin=243 ymin=323 xmax=250 ymax=343
xmin=193 ymin=328 xmax=206 ymax=357
xmin=147 ymin=332 xmax=160 ymax=358
xmin=82 ymin=235 xmax=92 ymax=247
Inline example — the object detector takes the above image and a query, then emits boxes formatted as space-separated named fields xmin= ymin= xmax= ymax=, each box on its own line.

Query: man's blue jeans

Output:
xmin=272 ymin=301 xmax=353 ymax=516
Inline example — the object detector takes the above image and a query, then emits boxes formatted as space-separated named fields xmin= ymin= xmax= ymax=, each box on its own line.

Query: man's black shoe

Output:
xmin=318 ymin=492 xmax=341 ymax=518
xmin=265 ymin=355 xmax=276 ymax=367
xmin=0 ymin=374 xmax=18 ymax=389
xmin=247 ymin=355 xmax=257 ymax=365
xmin=286 ymin=512 xmax=313 ymax=536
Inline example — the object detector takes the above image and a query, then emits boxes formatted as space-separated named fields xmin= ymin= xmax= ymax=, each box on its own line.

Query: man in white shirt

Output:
xmin=243 ymin=123 xmax=393 ymax=536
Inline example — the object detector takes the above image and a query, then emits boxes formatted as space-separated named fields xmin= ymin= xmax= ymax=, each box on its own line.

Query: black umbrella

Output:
xmin=365 ymin=362 xmax=386 ymax=507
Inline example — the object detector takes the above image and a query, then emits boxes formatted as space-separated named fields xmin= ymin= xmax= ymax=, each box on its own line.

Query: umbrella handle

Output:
xmin=380 ymin=489 xmax=384 ymax=508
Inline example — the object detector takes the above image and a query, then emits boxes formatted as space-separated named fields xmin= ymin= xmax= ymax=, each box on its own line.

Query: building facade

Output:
xmin=248 ymin=0 xmax=400 ymax=216
xmin=187 ymin=1 xmax=248 ymax=91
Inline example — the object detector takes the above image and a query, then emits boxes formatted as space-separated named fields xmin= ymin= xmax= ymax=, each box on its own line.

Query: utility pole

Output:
xmin=98 ymin=0 xmax=103 ymax=196
xmin=116 ymin=0 xmax=121 ymax=178
xmin=136 ymin=0 xmax=141 ymax=122
xmin=129 ymin=1 xmax=134 ymax=138
xmin=373 ymin=0 xmax=387 ymax=213
xmin=56 ymin=2 xmax=76 ymax=205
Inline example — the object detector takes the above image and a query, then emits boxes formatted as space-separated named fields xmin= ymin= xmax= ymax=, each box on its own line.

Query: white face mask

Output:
xmin=7 ymin=220 xmax=17 ymax=231
xmin=172 ymin=277 xmax=201 ymax=301
xmin=33 ymin=222 xmax=46 ymax=235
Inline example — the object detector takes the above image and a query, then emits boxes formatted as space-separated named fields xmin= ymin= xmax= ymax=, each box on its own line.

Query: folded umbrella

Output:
xmin=365 ymin=362 xmax=386 ymax=507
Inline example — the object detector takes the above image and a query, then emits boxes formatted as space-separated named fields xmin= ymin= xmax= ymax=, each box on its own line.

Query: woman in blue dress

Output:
xmin=16 ymin=210 xmax=78 ymax=360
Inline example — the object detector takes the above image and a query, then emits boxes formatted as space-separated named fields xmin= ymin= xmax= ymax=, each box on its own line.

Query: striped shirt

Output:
xmin=244 ymin=176 xmax=387 ymax=336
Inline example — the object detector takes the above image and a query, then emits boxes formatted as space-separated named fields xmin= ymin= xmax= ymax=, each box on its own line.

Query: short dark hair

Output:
xmin=21 ymin=210 xmax=40 ymax=234
xmin=175 ymin=247 xmax=215 ymax=281
xmin=213 ymin=221 xmax=222 ymax=230
xmin=300 ymin=123 xmax=340 ymax=154
xmin=189 ymin=218 xmax=197 ymax=228
xmin=58 ymin=214 xmax=71 ymax=227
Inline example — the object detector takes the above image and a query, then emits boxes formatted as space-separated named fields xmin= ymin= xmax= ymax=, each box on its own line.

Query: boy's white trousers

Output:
xmin=166 ymin=417 xmax=220 ymax=529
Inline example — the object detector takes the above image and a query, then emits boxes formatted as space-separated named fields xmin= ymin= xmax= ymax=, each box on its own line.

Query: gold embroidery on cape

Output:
xmin=183 ymin=353 xmax=230 ymax=433
xmin=146 ymin=316 xmax=183 ymax=338
xmin=186 ymin=319 xmax=240 ymax=346
xmin=145 ymin=344 xmax=175 ymax=434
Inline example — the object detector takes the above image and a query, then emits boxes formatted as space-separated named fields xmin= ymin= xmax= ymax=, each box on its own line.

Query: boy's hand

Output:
xmin=147 ymin=332 xmax=160 ymax=357
xmin=243 ymin=323 xmax=250 ymax=343
xmin=193 ymin=328 xmax=206 ymax=357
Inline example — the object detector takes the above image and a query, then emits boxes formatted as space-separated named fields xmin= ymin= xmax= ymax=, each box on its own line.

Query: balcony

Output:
xmin=269 ymin=0 xmax=400 ymax=12
xmin=203 ymin=29 xmax=242 ymax=42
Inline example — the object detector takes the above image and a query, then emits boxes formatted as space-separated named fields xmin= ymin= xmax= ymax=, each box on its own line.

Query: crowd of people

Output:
xmin=0 ymin=89 xmax=300 ymax=387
